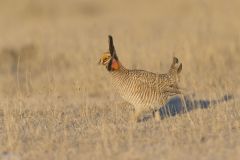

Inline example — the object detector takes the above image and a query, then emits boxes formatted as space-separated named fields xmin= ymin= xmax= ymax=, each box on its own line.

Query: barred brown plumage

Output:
xmin=98 ymin=35 xmax=182 ymax=122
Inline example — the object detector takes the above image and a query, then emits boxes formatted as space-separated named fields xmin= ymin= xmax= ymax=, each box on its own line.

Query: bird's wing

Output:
xmin=130 ymin=70 xmax=181 ymax=96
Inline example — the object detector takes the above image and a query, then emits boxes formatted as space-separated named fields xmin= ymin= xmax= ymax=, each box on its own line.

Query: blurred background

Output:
xmin=0 ymin=0 xmax=239 ymax=97
xmin=1 ymin=1 xmax=240 ymax=159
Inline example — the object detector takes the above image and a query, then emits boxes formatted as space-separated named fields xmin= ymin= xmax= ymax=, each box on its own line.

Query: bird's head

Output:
xmin=98 ymin=51 xmax=111 ymax=65
xmin=98 ymin=35 xmax=120 ymax=71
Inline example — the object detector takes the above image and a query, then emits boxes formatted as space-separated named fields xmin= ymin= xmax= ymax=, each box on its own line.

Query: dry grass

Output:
xmin=0 ymin=0 xmax=240 ymax=159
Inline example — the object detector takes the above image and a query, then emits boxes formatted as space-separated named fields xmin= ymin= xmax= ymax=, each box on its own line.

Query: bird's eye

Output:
xmin=103 ymin=58 xmax=107 ymax=63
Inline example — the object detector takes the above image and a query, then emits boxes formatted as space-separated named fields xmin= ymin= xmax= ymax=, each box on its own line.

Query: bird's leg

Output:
xmin=130 ymin=108 xmax=143 ymax=122
xmin=152 ymin=110 xmax=161 ymax=121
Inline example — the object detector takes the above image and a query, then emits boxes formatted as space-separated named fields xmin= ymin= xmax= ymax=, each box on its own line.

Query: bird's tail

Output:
xmin=165 ymin=57 xmax=182 ymax=90
xmin=169 ymin=57 xmax=182 ymax=75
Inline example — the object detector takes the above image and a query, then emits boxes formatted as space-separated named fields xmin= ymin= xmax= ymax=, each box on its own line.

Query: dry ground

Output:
xmin=0 ymin=0 xmax=240 ymax=159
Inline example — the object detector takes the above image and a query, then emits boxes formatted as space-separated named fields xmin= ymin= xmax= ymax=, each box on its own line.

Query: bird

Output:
xmin=98 ymin=35 xmax=182 ymax=122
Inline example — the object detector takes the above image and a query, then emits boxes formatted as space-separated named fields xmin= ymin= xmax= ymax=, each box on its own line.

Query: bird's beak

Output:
xmin=98 ymin=59 xmax=102 ymax=65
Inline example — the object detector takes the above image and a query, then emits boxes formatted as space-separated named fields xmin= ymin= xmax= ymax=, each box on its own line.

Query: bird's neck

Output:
xmin=107 ymin=59 xmax=127 ymax=72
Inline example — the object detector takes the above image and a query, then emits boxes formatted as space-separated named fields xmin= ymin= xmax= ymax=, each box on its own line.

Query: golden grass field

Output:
xmin=0 ymin=0 xmax=240 ymax=159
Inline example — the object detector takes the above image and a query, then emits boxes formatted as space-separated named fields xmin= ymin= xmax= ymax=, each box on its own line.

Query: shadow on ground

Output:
xmin=158 ymin=94 xmax=233 ymax=119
